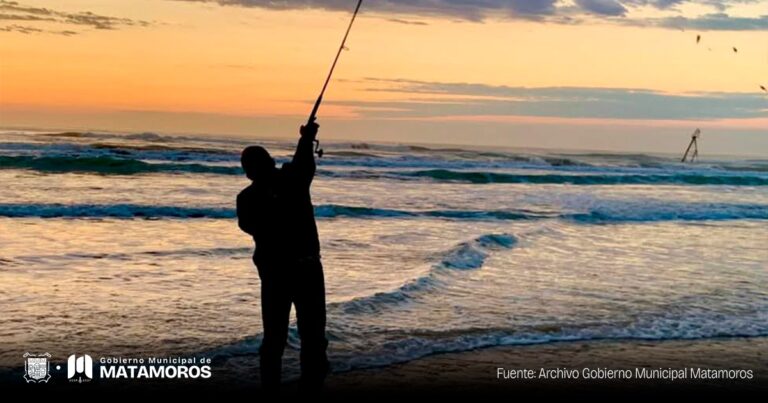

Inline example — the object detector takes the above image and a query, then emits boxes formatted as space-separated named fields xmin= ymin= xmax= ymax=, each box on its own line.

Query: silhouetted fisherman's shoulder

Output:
xmin=237 ymin=124 xmax=320 ymax=263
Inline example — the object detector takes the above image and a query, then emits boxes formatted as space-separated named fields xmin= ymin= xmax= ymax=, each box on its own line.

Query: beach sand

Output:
xmin=325 ymin=337 xmax=767 ymax=396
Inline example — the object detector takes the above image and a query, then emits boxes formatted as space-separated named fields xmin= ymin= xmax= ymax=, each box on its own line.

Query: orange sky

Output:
xmin=0 ymin=0 xmax=766 ymax=153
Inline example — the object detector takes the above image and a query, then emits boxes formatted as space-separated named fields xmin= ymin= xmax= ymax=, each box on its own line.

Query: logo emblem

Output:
xmin=67 ymin=354 xmax=93 ymax=382
xmin=23 ymin=352 xmax=51 ymax=383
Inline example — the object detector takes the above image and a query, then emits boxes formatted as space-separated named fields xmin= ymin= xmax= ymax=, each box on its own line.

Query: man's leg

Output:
xmin=293 ymin=258 xmax=330 ymax=390
xmin=258 ymin=268 xmax=292 ymax=392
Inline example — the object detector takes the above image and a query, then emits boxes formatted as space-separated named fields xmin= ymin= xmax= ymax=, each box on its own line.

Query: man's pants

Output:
xmin=256 ymin=257 xmax=329 ymax=391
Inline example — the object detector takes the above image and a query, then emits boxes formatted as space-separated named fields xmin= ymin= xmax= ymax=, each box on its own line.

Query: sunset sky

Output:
xmin=0 ymin=0 xmax=766 ymax=153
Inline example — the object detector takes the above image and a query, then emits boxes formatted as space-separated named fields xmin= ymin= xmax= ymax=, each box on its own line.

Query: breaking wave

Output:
xmin=0 ymin=203 xmax=237 ymax=219
xmin=333 ymin=234 xmax=518 ymax=314
xmin=3 ymin=154 xmax=766 ymax=187
xmin=3 ymin=137 xmax=768 ymax=183
xmin=396 ymin=169 xmax=768 ymax=186
xmin=0 ymin=203 xmax=545 ymax=220
xmin=0 ymin=202 xmax=765 ymax=222
xmin=0 ymin=155 xmax=241 ymax=175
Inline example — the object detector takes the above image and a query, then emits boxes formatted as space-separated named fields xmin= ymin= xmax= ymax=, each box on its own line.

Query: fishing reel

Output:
xmin=314 ymin=139 xmax=324 ymax=158
xmin=304 ymin=117 xmax=324 ymax=158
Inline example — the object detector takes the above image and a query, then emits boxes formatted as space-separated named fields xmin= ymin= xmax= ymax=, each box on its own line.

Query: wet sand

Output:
xmin=325 ymin=337 xmax=768 ymax=396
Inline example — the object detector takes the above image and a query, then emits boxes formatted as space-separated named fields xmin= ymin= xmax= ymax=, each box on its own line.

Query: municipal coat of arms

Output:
xmin=23 ymin=352 xmax=52 ymax=383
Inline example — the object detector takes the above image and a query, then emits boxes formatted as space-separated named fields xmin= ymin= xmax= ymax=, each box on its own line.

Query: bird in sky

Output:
xmin=733 ymin=47 xmax=738 ymax=53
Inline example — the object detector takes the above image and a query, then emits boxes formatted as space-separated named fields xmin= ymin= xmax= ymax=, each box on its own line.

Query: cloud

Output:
xmin=0 ymin=0 xmax=151 ymax=34
xmin=643 ymin=13 xmax=768 ymax=30
xmin=0 ymin=23 xmax=40 ymax=33
xmin=386 ymin=18 xmax=429 ymax=26
xmin=176 ymin=0 xmax=559 ymax=21
xmin=0 ymin=13 xmax=55 ymax=22
xmin=574 ymin=0 xmax=628 ymax=17
xmin=0 ymin=23 xmax=76 ymax=35
xmin=175 ymin=0 xmax=768 ymax=30
xmin=700 ymin=0 xmax=764 ymax=11
xmin=584 ymin=0 xmax=762 ymax=13
xmin=331 ymin=78 xmax=767 ymax=121
xmin=622 ymin=0 xmax=687 ymax=9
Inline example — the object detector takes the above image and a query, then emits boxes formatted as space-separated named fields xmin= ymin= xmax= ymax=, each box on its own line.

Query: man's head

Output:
xmin=241 ymin=146 xmax=276 ymax=181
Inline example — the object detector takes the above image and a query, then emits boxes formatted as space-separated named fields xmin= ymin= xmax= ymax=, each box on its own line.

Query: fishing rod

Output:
xmin=307 ymin=0 xmax=364 ymax=158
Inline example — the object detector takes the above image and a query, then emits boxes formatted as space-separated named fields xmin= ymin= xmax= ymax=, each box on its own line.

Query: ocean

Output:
xmin=0 ymin=129 xmax=766 ymax=382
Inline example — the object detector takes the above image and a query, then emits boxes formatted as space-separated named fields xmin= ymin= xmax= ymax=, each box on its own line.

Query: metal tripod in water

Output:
xmin=681 ymin=128 xmax=701 ymax=163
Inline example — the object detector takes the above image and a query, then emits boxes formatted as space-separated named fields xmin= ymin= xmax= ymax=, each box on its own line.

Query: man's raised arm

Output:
xmin=290 ymin=121 xmax=319 ymax=183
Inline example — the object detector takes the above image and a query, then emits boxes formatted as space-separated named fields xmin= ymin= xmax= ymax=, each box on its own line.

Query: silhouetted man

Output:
xmin=237 ymin=121 xmax=328 ymax=392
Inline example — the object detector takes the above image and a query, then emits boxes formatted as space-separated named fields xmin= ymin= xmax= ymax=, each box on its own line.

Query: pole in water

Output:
xmin=307 ymin=0 xmax=364 ymax=158
xmin=681 ymin=128 xmax=701 ymax=163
